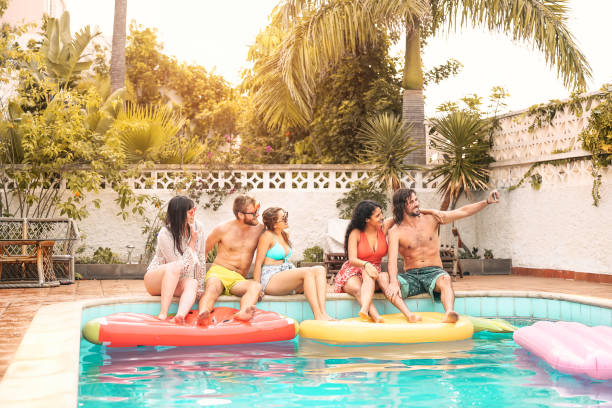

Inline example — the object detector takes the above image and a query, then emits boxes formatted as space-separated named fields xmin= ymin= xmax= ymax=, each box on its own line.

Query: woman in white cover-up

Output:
xmin=144 ymin=196 xmax=206 ymax=323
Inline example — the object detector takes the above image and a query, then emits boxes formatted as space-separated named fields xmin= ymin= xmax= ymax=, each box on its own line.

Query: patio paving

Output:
xmin=0 ymin=275 xmax=610 ymax=379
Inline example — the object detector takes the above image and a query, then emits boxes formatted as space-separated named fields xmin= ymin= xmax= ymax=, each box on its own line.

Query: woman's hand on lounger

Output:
xmin=385 ymin=281 xmax=401 ymax=300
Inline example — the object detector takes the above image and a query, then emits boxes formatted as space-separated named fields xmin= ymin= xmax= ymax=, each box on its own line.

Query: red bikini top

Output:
xmin=357 ymin=228 xmax=387 ymax=264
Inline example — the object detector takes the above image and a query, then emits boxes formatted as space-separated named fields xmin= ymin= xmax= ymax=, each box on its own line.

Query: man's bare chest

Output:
xmin=398 ymin=228 xmax=437 ymax=250
xmin=221 ymin=230 xmax=258 ymax=253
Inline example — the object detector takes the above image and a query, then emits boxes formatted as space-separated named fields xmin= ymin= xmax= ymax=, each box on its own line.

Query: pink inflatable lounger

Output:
xmin=513 ymin=321 xmax=612 ymax=380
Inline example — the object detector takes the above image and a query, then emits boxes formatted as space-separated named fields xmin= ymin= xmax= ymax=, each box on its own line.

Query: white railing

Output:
xmin=426 ymin=91 xmax=605 ymax=190
xmin=128 ymin=165 xmax=436 ymax=192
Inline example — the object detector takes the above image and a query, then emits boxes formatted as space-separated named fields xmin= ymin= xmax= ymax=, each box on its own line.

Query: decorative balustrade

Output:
xmin=490 ymin=96 xmax=598 ymax=166
xmin=128 ymin=165 xmax=436 ymax=192
xmin=425 ymin=91 xmax=606 ymax=189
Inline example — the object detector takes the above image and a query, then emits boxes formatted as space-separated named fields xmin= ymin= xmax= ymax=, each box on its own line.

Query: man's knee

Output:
xmin=437 ymin=274 xmax=452 ymax=288
xmin=205 ymin=277 xmax=224 ymax=294
xmin=248 ymin=280 xmax=262 ymax=293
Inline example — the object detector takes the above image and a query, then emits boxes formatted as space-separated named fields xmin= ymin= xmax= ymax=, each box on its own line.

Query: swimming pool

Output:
xmin=1 ymin=292 xmax=611 ymax=407
xmin=77 ymin=295 xmax=612 ymax=407
xmin=79 ymin=330 xmax=612 ymax=407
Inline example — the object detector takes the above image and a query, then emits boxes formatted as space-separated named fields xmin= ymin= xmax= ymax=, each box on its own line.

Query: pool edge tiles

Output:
xmin=1 ymin=291 xmax=611 ymax=408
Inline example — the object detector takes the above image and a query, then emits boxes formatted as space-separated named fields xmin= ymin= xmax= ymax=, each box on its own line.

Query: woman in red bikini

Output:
xmin=334 ymin=200 xmax=392 ymax=322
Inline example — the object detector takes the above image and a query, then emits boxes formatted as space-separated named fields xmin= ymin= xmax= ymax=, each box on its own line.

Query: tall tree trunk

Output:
xmin=402 ymin=20 xmax=426 ymax=165
xmin=440 ymin=191 xmax=451 ymax=211
xmin=110 ymin=0 xmax=127 ymax=94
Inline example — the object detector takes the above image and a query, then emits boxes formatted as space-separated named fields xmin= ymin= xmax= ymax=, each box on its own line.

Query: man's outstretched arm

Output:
xmin=422 ymin=190 xmax=500 ymax=224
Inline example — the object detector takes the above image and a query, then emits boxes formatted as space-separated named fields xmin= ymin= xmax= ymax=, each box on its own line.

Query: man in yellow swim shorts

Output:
xmin=197 ymin=195 xmax=265 ymax=323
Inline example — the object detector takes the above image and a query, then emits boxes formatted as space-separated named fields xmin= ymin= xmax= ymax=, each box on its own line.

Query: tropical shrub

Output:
xmin=428 ymin=111 xmax=494 ymax=210
xmin=303 ymin=246 xmax=324 ymax=263
xmin=336 ymin=180 xmax=388 ymax=219
xmin=357 ymin=112 xmax=421 ymax=192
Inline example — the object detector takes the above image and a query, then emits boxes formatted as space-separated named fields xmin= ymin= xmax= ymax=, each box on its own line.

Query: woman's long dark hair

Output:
xmin=262 ymin=207 xmax=291 ymax=248
xmin=344 ymin=200 xmax=381 ymax=257
xmin=165 ymin=195 xmax=195 ymax=255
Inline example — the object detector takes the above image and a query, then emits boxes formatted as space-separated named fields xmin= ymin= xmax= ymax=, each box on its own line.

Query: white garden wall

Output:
xmin=7 ymin=92 xmax=612 ymax=275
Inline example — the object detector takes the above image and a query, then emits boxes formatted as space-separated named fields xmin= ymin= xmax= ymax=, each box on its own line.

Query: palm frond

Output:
xmin=358 ymin=112 xmax=422 ymax=191
xmin=114 ymin=105 xmax=184 ymax=163
xmin=433 ymin=0 xmax=591 ymax=90
xmin=250 ymin=0 xmax=428 ymax=129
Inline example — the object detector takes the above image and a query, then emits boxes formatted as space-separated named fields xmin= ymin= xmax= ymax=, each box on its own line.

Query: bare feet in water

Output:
xmin=442 ymin=311 xmax=459 ymax=323
xmin=197 ymin=309 xmax=210 ymax=326
xmin=233 ymin=305 xmax=257 ymax=321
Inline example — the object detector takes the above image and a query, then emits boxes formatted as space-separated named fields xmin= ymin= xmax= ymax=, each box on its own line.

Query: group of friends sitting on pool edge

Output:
xmin=143 ymin=188 xmax=500 ymax=325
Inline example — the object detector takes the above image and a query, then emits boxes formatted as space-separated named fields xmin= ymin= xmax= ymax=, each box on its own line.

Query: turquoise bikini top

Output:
xmin=266 ymin=237 xmax=292 ymax=261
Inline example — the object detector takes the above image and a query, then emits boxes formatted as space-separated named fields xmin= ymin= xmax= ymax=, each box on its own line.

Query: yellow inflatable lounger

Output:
xmin=299 ymin=312 xmax=474 ymax=344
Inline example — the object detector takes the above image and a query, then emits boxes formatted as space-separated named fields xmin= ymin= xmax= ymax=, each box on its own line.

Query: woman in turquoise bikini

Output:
xmin=253 ymin=207 xmax=334 ymax=321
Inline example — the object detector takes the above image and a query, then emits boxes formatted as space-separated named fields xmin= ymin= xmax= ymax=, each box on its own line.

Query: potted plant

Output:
xmin=76 ymin=246 xmax=146 ymax=279
xmin=459 ymin=248 xmax=511 ymax=275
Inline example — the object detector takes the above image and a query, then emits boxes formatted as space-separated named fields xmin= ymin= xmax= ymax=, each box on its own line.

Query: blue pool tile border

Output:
xmin=79 ymin=292 xmax=612 ymax=328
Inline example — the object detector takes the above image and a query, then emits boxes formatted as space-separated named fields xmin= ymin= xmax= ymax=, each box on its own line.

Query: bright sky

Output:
xmin=64 ymin=0 xmax=612 ymax=117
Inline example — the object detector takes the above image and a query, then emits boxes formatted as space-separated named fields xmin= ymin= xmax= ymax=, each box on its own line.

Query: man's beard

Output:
xmin=244 ymin=218 xmax=259 ymax=226
xmin=407 ymin=208 xmax=420 ymax=217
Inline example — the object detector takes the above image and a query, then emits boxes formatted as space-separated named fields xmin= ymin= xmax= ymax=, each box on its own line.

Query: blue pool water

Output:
xmin=78 ymin=324 xmax=612 ymax=407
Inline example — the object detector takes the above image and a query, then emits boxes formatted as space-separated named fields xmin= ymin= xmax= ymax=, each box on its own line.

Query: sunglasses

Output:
xmin=279 ymin=211 xmax=288 ymax=223
xmin=241 ymin=202 xmax=260 ymax=216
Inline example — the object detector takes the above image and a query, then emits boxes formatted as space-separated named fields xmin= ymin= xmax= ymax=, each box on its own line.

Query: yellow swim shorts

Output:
xmin=205 ymin=264 xmax=246 ymax=295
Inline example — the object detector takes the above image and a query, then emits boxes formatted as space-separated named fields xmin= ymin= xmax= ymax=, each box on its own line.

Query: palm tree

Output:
xmin=428 ymin=111 xmax=493 ymax=210
xmin=110 ymin=0 xmax=127 ymax=94
xmin=254 ymin=0 xmax=591 ymax=164
xmin=357 ymin=112 xmax=421 ymax=193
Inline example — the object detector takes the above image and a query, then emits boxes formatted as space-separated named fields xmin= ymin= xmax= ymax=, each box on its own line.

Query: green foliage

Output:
xmin=423 ymin=59 xmax=463 ymax=87
xmin=0 ymin=1 xmax=8 ymax=17
xmin=358 ymin=112 xmax=421 ymax=192
xmin=525 ymin=91 xmax=590 ymax=132
xmin=306 ymin=35 xmax=403 ymax=163
xmin=336 ymin=180 xmax=388 ymax=219
xmin=580 ymin=84 xmax=612 ymax=206
xmin=437 ymin=86 xmax=510 ymax=118
xmin=242 ymin=24 xmax=402 ymax=164
xmin=126 ymin=23 xmax=236 ymax=143
xmin=483 ymin=249 xmax=494 ymax=260
xmin=302 ymin=246 xmax=324 ymax=263
xmin=107 ymin=104 xmax=186 ymax=163
xmin=428 ymin=111 xmax=494 ymax=209
xmin=206 ymin=244 xmax=218 ymax=264
xmin=38 ymin=12 xmax=101 ymax=88
xmin=529 ymin=173 xmax=542 ymax=190
xmin=77 ymin=247 xmax=121 ymax=264
xmin=0 ymin=13 xmax=158 ymax=221
xmin=0 ymin=89 xmax=129 ymax=220
xmin=257 ymin=0 xmax=590 ymax=132
xmin=459 ymin=247 xmax=481 ymax=259
xmin=509 ymin=84 xmax=611 ymax=203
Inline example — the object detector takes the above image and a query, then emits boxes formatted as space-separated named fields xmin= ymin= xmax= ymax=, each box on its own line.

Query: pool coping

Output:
xmin=0 ymin=291 xmax=610 ymax=407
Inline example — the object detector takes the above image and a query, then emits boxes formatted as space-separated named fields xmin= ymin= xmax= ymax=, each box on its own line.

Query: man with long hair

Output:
xmin=384 ymin=188 xmax=499 ymax=323
xmin=197 ymin=194 xmax=265 ymax=323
